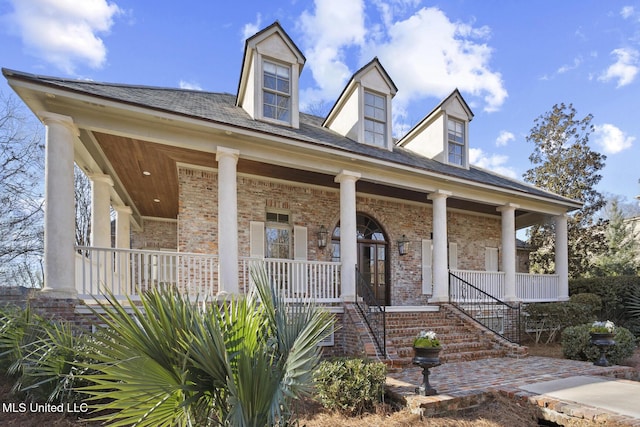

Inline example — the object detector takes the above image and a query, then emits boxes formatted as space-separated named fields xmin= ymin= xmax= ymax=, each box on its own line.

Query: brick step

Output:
xmin=386 ymin=326 xmax=471 ymax=337
xmin=387 ymin=347 xmax=508 ymax=369
xmin=388 ymin=330 xmax=487 ymax=343
xmin=440 ymin=348 xmax=507 ymax=363
xmin=380 ymin=304 xmax=527 ymax=366
xmin=395 ymin=341 xmax=494 ymax=359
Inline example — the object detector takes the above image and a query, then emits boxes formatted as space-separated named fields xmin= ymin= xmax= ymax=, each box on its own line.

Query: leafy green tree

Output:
xmin=592 ymin=198 xmax=638 ymax=276
xmin=523 ymin=103 xmax=607 ymax=278
xmin=80 ymin=268 xmax=335 ymax=427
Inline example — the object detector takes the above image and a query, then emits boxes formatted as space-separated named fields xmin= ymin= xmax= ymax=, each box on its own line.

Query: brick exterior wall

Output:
xmin=0 ymin=286 xmax=36 ymax=309
xmin=177 ymin=167 xmax=217 ymax=254
xmin=132 ymin=218 xmax=177 ymax=250
xmin=448 ymin=210 xmax=501 ymax=271
xmin=173 ymin=166 xmax=506 ymax=306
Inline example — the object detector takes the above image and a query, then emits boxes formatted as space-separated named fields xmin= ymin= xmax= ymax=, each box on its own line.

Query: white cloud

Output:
xmin=621 ymin=6 xmax=635 ymax=19
xmin=496 ymin=130 xmax=515 ymax=147
xmin=557 ymin=56 xmax=583 ymax=74
xmin=372 ymin=7 xmax=507 ymax=113
xmin=593 ymin=123 xmax=635 ymax=154
xmin=241 ymin=13 xmax=262 ymax=42
xmin=599 ymin=48 xmax=639 ymax=87
xmin=4 ymin=0 xmax=122 ymax=74
xmin=179 ymin=80 xmax=202 ymax=91
xmin=297 ymin=0 xmax=366 ymax=108
xmin=295 ymin=3 xmax=506 ymax=114
xmin=469 ymin=148 xmax=517 ymax=179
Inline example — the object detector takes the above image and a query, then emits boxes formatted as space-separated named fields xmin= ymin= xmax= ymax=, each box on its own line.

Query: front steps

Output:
xmin=383 ymin=304 xmax=527 ymax=369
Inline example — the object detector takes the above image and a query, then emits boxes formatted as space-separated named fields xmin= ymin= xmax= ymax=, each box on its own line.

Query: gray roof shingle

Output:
xmin=3 ymin=68 xmax=579 ymax=206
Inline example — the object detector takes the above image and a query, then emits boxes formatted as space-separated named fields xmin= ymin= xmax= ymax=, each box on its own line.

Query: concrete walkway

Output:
xmin=386 ymin=356 xmax=640 ymax=425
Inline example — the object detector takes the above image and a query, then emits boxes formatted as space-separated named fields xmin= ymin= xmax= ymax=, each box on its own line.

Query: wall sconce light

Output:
xmin=317 ymin=225 xmax=328 ymax=248
xmin=398 ymin=234 xmax=409 ymax=256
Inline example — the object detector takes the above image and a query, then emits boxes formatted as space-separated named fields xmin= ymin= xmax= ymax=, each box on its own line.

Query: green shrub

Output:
xmin=569 ymin=293 xmax=602 ymax=315
xmin=570 ymin=276 xmax=640 ymax=332
xmin=523 ymin=298 xmax=597 ymax=344
xmin=313 ymin=358 xmax=386 ymax=415
xmin=561 ymin=323 xmax=637 ymax=365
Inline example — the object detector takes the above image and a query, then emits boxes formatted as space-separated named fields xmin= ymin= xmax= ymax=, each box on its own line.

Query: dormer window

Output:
xmin=263 ymin=60 xmax=291 ymax=122
xmin=237 ymin=22 xmax=304 ymax=128
xmin=447 ymin=118 xmax=465 ymax=166
xmin=364 ymin=91 xmax=386 ymax=147
xmin=324 ymin=58 xmax=397 ymax=150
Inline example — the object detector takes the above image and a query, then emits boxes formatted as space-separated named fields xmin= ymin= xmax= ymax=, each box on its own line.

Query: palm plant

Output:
xmin=19 ymin=320 xmax=89 ymax=404
xmin=628 ymin=287 xmax=640 ymax=319
xmin=80 ymin=267 xmax=335 ymax=426
xmin=0 ymin=305 xmax=88 ymax=404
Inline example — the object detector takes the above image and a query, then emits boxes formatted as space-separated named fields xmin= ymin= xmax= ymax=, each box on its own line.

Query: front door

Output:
xmin=331 ymin=214 xmax=390 ymax=306
xmin=358 ymin=243 xmax=388 ymax=306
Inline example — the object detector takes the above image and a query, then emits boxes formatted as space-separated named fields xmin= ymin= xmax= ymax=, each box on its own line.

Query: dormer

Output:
xmin=236 ymin=22 xmax=305 ymax=128
xmin=323 ymin=58 xmax=397 ymax=151
xmin=397 ymin=89 xmax=474 ymax=168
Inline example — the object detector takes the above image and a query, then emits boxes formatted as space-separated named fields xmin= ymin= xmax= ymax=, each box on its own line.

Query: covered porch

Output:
xmin=74 ymin=246 xmax=562 ymax=304
xmin=17 ymin=85 xmax=576 ymax=307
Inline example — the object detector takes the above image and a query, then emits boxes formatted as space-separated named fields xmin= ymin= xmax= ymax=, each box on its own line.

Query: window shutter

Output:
xmin=293 ymin=226 xmax=307 ymax=260
xmin=485 ymin=247 xmax=499 ymax=271
xmin=448 ymin=242 xmax=458 ymax=269
xmin=249 ymin=221 xmax=265 ymax=258
xmin=421 ymin=239 xmax=433 ymax=294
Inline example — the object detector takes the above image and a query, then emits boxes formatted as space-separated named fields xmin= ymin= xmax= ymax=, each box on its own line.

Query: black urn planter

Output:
xmin=590 ymin=332 xmax=615 ymax=367
xmin=412 ymin=346 xmax=441 ymax=396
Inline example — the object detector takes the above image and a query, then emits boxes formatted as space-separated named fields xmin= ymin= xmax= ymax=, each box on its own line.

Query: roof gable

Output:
xmin=323 ymin=57 xmax=397 ymax=128
xmin=236 ymin=22 xmax=305 ymax=109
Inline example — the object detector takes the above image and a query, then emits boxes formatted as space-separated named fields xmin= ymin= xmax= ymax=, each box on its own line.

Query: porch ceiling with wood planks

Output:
xmin=93 ymin=131 xmax=513 ymax=221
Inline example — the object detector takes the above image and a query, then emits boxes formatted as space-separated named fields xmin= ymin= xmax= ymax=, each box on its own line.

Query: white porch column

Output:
xmin=114 ymin=206 xmax=132 ymax=295
xmin=41 ymin=112 xmax=78 ymax=298
xmin=335 ymin=170 xmax=360 ymax=302
xmin=216 ymin=147 xmax=240 ymax=296
xmin=114 ymin=206 xmax=132 ymax=249
xmin=555 ymin=213 xmax=569 ymax=301
xmin=497 ymin=203 xmax=519 ymax=301
xmin=428 ymin=190 xmax=451 ymax=303
xmin=89 ymin=174 xmax=113 ymax=248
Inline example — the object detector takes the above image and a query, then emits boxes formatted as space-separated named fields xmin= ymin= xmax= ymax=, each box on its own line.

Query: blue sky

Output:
xmin=1 ymin=0 xmax=639 ymax=205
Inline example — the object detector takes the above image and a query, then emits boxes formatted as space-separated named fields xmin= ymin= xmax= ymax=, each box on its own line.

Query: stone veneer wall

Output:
xmin=176 ymin=165 xmax=503 ymax=306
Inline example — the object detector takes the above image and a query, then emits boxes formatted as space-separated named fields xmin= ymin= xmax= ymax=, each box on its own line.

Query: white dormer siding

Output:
xmin=397 ymin=89 xmax=473 ymax=169
xmin=324 ymin=58 xmax=397 ymax=151
xmin=236 ymin=23 xmax=305 ymax=129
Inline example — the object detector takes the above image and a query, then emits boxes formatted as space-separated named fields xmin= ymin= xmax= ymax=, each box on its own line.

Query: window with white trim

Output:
xmin=265 ymin=211 xmax=291 ymax=258
xmin=447 ymin=118 xmax=465 ymax=165
xmin=263 ymin=60 xmax=291 ymax=122
xmin=364 ymin=91 xmax=386 ymax=147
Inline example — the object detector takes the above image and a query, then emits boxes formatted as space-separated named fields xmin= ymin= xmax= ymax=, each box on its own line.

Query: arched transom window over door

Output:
xmin=331 ymin=214 xmax=390 ymax=306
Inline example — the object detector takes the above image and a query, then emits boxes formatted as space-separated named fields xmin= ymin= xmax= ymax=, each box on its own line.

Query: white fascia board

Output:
xmin=16 ymin=78 xmax=581 ymax=213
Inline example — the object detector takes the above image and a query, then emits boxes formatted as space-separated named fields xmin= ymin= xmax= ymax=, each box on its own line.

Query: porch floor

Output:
xmin=386 ymin=356 xmax=640 ymax=424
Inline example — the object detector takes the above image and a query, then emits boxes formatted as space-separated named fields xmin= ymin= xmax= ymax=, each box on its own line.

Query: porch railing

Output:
xmin=355 ymin=267 xmax=386 ymax=357
xmin=515 ymin=273 xmax=559 ymax=302
xmin=75 ymin=246 xmax=217 ymax=300
xmin=449 ymin=271 xmax=521 ymax=344
xmin=449 ymin=269 xmax=560 ymax=302
xmin=76 ymin=248 xmax=342 ymax=304
xmin=240 ymin=258 xmax=341 ymax=303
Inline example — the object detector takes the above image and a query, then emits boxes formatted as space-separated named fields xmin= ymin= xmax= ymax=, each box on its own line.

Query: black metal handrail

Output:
xmin=355 ymin=267 xmax=386 ymax=356
xmin=449 ymin=272 xmax=521 ymax=344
